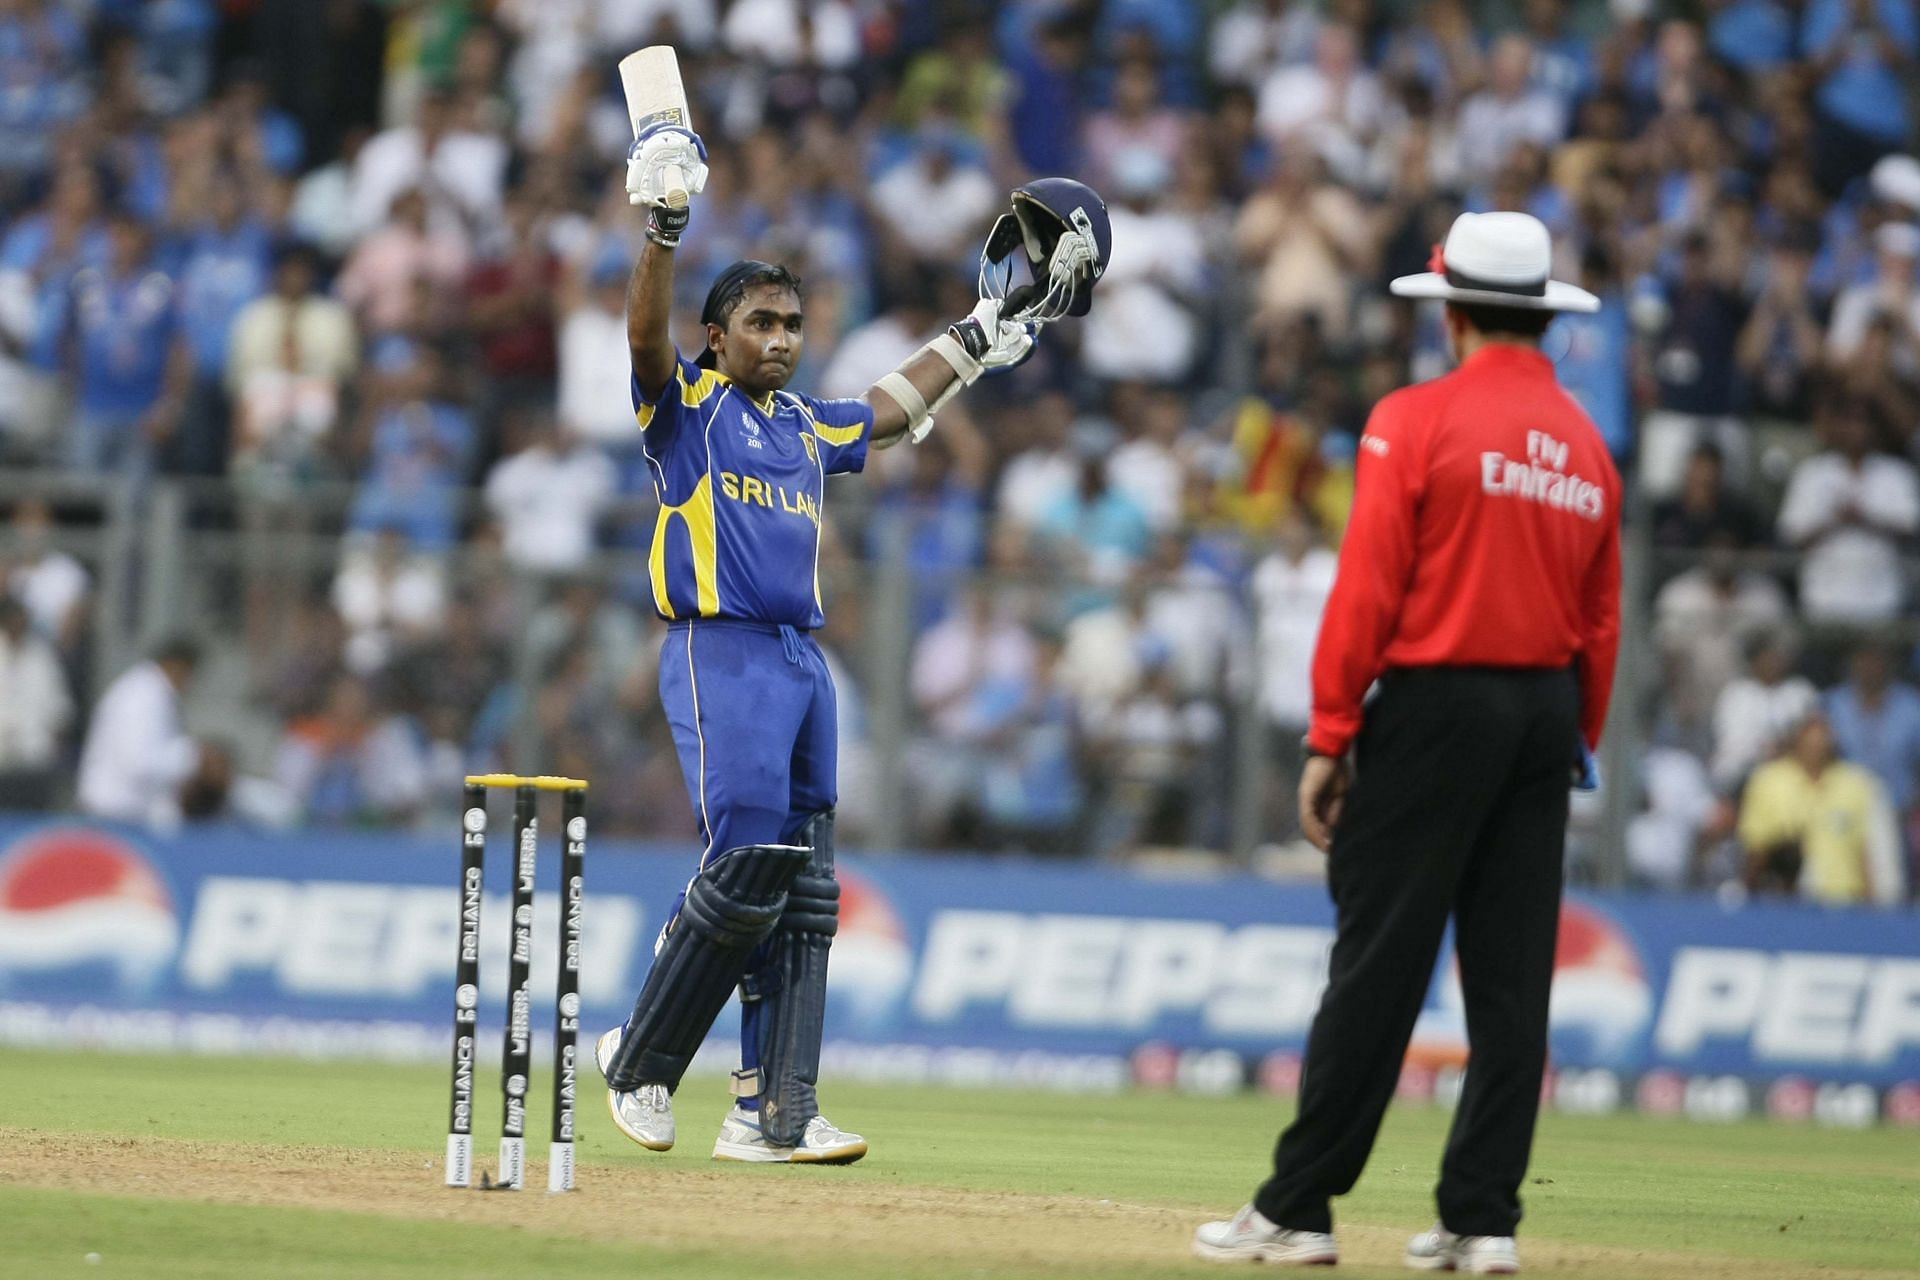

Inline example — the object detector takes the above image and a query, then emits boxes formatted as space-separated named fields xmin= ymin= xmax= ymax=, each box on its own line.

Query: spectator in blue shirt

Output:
xmin=1553 ymin=247 xmax=1634 ymax=461
xmin=1827 ymin=641 xmax=1920 ymax=813
xmin=349 ymin=343 xmax=476 ymax=551
xmin=1005 ymin=14 xmax=1089 ymax=177
xmin=52 ymin=211 xmax=192 ymax=480
xmin=1803 ymin=0 xmax=1920 ymax=190
xmin=1707 ymin=0 xmax=1797 ymax=73
xmin=172 ymin=176 xmax=273 ymax=474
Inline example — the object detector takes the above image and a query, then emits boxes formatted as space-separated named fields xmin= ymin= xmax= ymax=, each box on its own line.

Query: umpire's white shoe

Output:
xmin=594 ymin=1026 xmax=674 ymax=1151
xmin=711 ymin=1104 xmax=868 ymax=1164
xmin=1192 ymin=1205 xmax=1338 ymax=1265
xmin=1404 ymin=1225 xmax=1519 ymax=1274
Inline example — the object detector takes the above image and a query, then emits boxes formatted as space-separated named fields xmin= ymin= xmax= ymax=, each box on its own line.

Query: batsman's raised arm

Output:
xmin=623 ymin=122 xmax=708 ymax=398
xmin=864 ymin=299 xmax=1037 ymax=448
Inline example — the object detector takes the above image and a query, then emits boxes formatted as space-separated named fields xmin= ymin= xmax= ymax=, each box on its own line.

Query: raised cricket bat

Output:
xmin=619 ymin=45 xmax=692 ymax=210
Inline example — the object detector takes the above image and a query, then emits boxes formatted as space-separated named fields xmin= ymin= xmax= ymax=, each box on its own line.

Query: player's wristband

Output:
xmin=646 ymin=203 xmax=689 ymax=248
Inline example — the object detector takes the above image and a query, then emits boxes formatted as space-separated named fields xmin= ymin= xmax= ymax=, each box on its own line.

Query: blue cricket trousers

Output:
xmin=658 ymin=618 xmax=838 ymax=866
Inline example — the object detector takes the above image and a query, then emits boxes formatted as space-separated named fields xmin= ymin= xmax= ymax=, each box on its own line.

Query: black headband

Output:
xmin=701 ymin=259 xmax=784 ymax=328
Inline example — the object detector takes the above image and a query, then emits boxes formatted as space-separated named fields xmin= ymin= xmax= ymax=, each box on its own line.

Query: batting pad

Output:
xmin=748 ymin=810 xmax=839 ymax=1146
xmin=604 ymin=843 xmax=809 ymax=1092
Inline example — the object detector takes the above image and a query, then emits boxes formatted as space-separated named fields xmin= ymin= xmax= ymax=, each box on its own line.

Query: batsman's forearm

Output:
xmin=627 ymin=238 xmax=678 ymax=397
xmin=866 ymin=347 xmax=963 ymax=447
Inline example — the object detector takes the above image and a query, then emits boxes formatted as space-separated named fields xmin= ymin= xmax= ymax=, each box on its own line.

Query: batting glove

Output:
xmin=948 ymin=298 xmax=1038 ymax=376
xmin=626 ymin=125 xmax=710 ymax=211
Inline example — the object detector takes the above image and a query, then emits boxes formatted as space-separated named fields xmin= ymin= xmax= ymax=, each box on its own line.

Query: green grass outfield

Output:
xmin=1 ymin=1047 xmax=1915 ymax=1279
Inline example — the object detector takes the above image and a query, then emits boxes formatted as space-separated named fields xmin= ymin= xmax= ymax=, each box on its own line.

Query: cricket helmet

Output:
xmin=977 ymin=177 xmax=1111 ymax=324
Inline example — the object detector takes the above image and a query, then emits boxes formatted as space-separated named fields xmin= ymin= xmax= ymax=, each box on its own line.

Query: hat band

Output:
xmin=1443 ymin=265 xmax=1546 ymax=298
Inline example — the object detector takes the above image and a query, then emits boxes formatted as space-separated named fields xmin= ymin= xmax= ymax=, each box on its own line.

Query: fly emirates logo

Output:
xmin=1481 ymin=431 xmax=1606 ymax=521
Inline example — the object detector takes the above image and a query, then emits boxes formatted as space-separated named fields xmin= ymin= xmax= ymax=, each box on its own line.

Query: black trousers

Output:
xmin=1254 ymin=666 xmax=1578 ymax=1238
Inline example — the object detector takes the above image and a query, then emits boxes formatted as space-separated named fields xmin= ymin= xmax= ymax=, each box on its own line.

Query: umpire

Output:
xmin=1195 ymin=212 xmax=1622 ymax=1275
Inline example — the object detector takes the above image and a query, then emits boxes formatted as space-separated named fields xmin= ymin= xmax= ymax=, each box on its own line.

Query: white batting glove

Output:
xmin=950 ymin=298 xmax=1038 ymax=377
xmin=625 ymin=126 xmax=710 ymax=209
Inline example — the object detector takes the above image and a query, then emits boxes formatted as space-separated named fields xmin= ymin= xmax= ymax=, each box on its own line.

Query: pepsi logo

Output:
xmin=0 ymin=827 xmax=179 ymax=988
xmin=1549 ymin=900 xmax=1652 ymax=1058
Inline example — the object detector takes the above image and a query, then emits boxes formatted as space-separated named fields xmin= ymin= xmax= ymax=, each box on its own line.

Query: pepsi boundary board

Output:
xmin=0 ymin=820 xmax=1915 ymax=1125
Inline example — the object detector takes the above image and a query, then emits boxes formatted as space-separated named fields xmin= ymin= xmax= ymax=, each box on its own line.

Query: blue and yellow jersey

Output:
xmin=634 ymin=352 xmax=873 ymax=628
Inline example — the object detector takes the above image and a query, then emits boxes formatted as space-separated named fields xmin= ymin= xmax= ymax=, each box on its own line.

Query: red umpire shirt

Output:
xmin=1307 ymin=343 xmax=1622 ymax=759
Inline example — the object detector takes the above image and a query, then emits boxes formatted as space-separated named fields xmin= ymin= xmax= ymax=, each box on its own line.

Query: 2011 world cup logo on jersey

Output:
xmin=741 ymin=412 xmax=764 ymax=449
xmin=1480 ymin=430 xmax=1606 ymax=521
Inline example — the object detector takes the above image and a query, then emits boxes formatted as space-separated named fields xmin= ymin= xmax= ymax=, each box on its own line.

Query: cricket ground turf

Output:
xmin=1 ymin=1048 xmax=1914 ymax=1279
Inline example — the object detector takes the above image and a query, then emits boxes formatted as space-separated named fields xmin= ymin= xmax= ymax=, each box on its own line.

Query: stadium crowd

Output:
xmin=0 ymin=0 xmax=1915 ymax=906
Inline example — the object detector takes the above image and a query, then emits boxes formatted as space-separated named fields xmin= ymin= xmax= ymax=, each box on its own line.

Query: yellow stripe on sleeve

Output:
xmin=812 ymin=420 xmax=865 ymax=447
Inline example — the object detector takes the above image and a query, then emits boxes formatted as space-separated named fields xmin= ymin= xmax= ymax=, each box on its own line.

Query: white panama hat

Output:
xmin=1390 ymin=211 xmax=1600 ymax=314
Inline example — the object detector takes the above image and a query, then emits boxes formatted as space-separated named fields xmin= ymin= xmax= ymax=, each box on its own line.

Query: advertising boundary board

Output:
xmin=1 ymin=820 xmax=1915 ymax=1126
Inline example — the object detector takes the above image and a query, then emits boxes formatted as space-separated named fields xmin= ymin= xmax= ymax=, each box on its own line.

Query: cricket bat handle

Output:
xmin=660 ymin=163 xmax=689 ymax=211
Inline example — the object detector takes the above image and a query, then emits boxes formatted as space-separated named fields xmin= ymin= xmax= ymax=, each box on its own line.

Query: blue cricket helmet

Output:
xmin=978 ymin=176 xmax=1111 ymax=323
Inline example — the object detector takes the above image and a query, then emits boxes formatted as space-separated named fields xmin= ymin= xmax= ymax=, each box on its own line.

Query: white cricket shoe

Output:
xmin=1404 ymin=1225 xmax=1520 ymax=1274
xmin=1192 ymin=1205 xmax=1338 ymax=1265
xmin=594 ymin=1026 xmax=674 ymax=1151
xmin=711 ymin=1104 xmax=868 ymax=1164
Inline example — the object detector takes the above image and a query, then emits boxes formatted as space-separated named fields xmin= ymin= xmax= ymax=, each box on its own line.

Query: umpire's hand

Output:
xmin=1300 ymin=755 xmax=1350 ymax=852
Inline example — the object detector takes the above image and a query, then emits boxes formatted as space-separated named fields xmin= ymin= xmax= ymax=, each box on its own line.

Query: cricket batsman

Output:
xmin=594 ymin=121 xmax=1109 ymax=1162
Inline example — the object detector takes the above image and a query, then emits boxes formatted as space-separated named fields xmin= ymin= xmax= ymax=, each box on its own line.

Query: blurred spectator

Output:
xmin=819 ymin=274 xmax=939 ymax=399
xmin=1628 ymin=746 xmax=1721 ymax=890
xmin=348 ymin=343 xmax=476 ymax=552
xmin=274 ymin=672 xmax=428 ymax=827
xmin=1209 ymin=0 xmax=1321 ymax=89
xmin=1777 ymin=392 xmax=1920 ymax=622
xmin=1107 ymin=388 xmax=1191 ymax=531
xmin=994 ymin=389 xmax=1081 ymax=532
xmin=1707 ymin=0 xmax=1796 ymax=73
xmin=227 ymin=243 xmax=357 ymax=480
xmin=484 ymin=411 xmax=617 ymax=575
xmin=1825 ymin=641 xmax=1920 ymax=814
xmin=1080 ymin=155 xmax=1206 ymax=383
xmin=558 ymin=249 xmax=642 ymax=446
xmin=1802 ymin=0 xmax=1918 ymax=192
xmin=1739 ymin=710 xmax=1907 ymax=904
xmin=1005 ymin=14 xmax=1091 ymax=176
xmin=869 ymin=132 xmax=999 ymax=271
xmin=1458 ymin=36 xmax=1566 ymax=184
xmin=333 ymin=528 xmax=448 ymax=675
xmin=466 ymin=189 xmax=560 ymax=418
xmin=347 ymin=88 xmax=506 ymax=238
xmin=1641 ymin=233 xmax=1750 ymax=499
xmin=1712 ymin=630 xmax=1820 ymax=791
xmin=50 ymin=211 xmax=192 ymax=479
xmin=0 ymin=595 xmax=69 ymax=809
xmin=1084 ymin=57 xmax=1189 ymax=196
xmin=1650 ymin=444 xmax=1765 ymax=550
xmin=3 ymin=496 xmax=89 ymax=655
xmin=171 ymin=174 xmax=273 ymax=476
xmin=1251 ymin=510 xmax=1335 ymax=834
xmin=1654 ymin=542 xmax=1791 ymax=708
xmin=1735 ymin=229 xmax=1825 ymax=422
xmin=1255 ymin=24 xmax=1382 ymax=160
xmin=75 ymin=637 xmax=203 ymax=831
xmin=1552 ymin=248 xmax=1633 ymax=461
xmin=1235 ymin=151 xmax=1371 ymax=343
xmin=336 ymin=188 xmax=469 ymax=337
xmin=1037 ymin=452 xmax=1152 ymax=589
xmin=872 ymin=416 xmax=989 ymax=631
xmin=975 ymin=624 xmax=1082 ymax=852
xmin=1090 ymin=654 xmax=1222 ymax=851
xmin=1826 ymin=221 xmax=1920 ymax=365
xmin=908 ymin=585 xmax=1037 ymax=842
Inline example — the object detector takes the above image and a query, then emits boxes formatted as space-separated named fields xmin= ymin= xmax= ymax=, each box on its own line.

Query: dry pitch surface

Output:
xmin=2 ymin=1049 xmax=1916 ymax=1279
